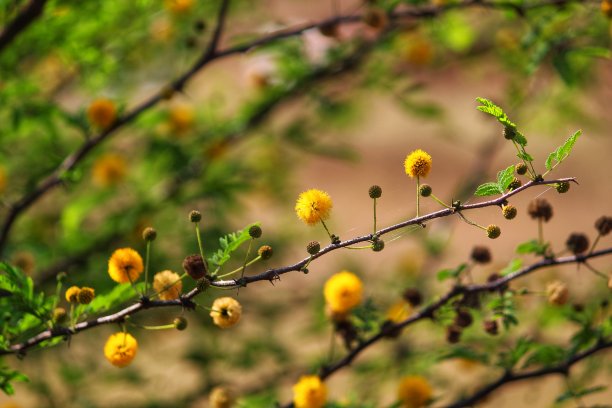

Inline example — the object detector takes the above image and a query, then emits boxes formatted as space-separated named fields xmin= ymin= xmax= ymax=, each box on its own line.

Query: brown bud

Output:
xmin=483 ymin=320 xmax=498 ymax=335
xmin=527 ymin=199 xmax=553 ymax=222
xmin=471 ymin=246 xmax=491 ymax=264
xmin=595 ymin=215 xmax=612 ymax=236
xmin=258 ymin=245 xmax=273 ymax=260
xmin=402 ymin=288 xmax=422 ymax=307
xmin=454 ymin=309 xmax=473 ymax=328
xmin=183 ymin=254 xmax=207 ymax=279
xmin=565 ymin=233 xmax=589 ymax=255
xmin=446 ymin=325 xmax=462 ymax=344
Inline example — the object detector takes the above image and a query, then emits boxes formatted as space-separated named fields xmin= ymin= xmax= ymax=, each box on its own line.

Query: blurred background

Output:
xmin=0 ymin=0 xmax=611 ymax=407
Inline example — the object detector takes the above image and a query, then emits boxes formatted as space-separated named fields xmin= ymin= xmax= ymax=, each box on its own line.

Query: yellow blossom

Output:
xmin=295 ymin=189 xmax=333 ymax=226
xmin=292 ymin=375 xmax=327 ymax=408
xmin=323 ymin=271 xmax=363 ymax=315
xmin=546 ymin=280 xmax=569 ymax=306
xmin=398 ymin=375 xmax=433 ymax=408
xmin=386 ymin=300 xmax=412 ymax=323
xmin=108 ymin=248 xmax=144 ymax=284
xmin=104 ymin=332 xmax=138 ymax=368
xmin=404 ymin=149 xmax=432 ymax=178
xmin=77 ymin=287 xmax=95 ymax=304
xmin=92 ymin=153 xmax=127 ymax=187
xmin=602 ymin=0 xmax=612 ymax=18
xmin=87 ymin=98 xmax=117 ymax=129
xmin=210 ymin=297 xmax=242 ymax=328
xmin=65 ymin=286 xmax=81 ymax=303
xmin=164 ymin=0 xmax=194 ymax=14
xmin=168 ymin=104 xmax=195 ymax=135
xmin=153 ymin=270 xmax=182 ymax=300
xmin=209 ymin=386 xmax=236 ymax=408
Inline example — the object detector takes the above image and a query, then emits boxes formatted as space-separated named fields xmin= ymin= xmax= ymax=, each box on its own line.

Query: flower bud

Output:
xmin=248 ymin=225 xmax=262 ymax=239
xmin=502 ymin=204 xmax=517 ymax=220
xmin=182 ymin=254 xmax=208 ymax=279
xmin=174 ymin=316 xmax=188 ymax=331
xmin=56 ymin=271 xmax=68 ymax=284
xmin=402 ymin=288 xmax=422 ymax=307
xmin=189 ymin=210 xmax=202 ymax=223
xmin=52 ymin=307 xmax=67 ymax=323
xmin=503 ymin=126 xmax=517 ymax=140
xmin=142 ymin=227 xmax=157 ymax=242
xmin=446 ymin=325 xmax=462 ymax=344
xmin=77 ymin=287 xmax=95 ymax=305
xmin=528 ymin=199 xmax=553 ymax=222
xmin=486 ymin=224 xmax=501 ymax=239
xmin=555 ymin=181 xmax=570 ymax=194
xmin=483 ymin=320 xmax=498 ymax=335
xmin=515 ymin=162 xmax=528 ymax=175
xmin=454 ymin=309 xmax=473 ymax=328
xmin=368 ymin=185 xmax=382 ymax=199
xmin=418 ymin=184 xmax=432 ymax=197
xmin=258 ymin=245 xmax=273 ymax=260
xmin=566 ymin=233 xmax=589 ymax=255
xmin=470 ymin=246 xmax=491 ymax=264
xmin=507 ymin=178 xmax=522 ymax=191
xmin=306 ymin=241 xmax=321 ymax=255
xmin=595 ymin=215 xmax=612 ymax=236
xmin=372 ymin=239 xmax=385 ymax=252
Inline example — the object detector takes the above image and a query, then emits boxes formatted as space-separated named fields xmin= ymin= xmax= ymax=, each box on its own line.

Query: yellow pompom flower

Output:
xmin=386 ymin=300 xmax=412 ymax=323
xmin=209 ymin=386 xmax=236 ymax=408
xmin=104 ymin=332 xmax=138 ymax=368
xmin=292 ymin=375 xmax=327 ymax=408
xmin=210 ymin=297 xmax=242 ymax=328
xmin=65 ymin=286 xmax=81 ymax=303
xmin=323 ymin=271 xmax=363 ymax=315
xmin=164 ymin=0 xmax=194 ymax=14
xmin=87 ymin=98 xmax=117 ymax=129
xmin=546 ymin=280 xmax=569 ymax=306
xmin=92 ymin=153 xmax=127 ymax=187
xmin=404 ymin=149 xmax=432 ymax=178
xmin=397 ymin=375 xmax=433 ymax=408
xmin=168 ymin=104 xmax=195 ymax=135
xmin=0 ymin=166 xmax=6 ymax=195
xmin=153 ymin=270 xmax=182 ymax=300
xmin=295 ymin=189 xmax=333 ymax=226
xmin=77 ymin=287 xmax=95 ymax=304
xmin=108 ymin=248 xmax=144 ymax=284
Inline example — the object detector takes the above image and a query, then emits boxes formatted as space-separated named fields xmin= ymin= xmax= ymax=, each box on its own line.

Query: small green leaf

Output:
xmin=475 ymin=97 xmax=516 ymax=128
xmin=497 ymin=165 xmax=516 ymax=190
xmin=545 ymin=152 xmax=555 ymax=171
xmin=437 ymin=263 xmax=468 ymax=281
xmin=516 ymin=239 xmax=549 ymax=256
xmin=500 ymin=258 xmax=522 ymax=276
xmin=514 ymin=131 xmax=528 ymax=146
xmin=474 ymin=182 xmax=502 ymax=197
xmin=555 ymin=385 xmax=607 ymax=403
xmin=516 ymin=151 xmax=533 ymax=162
xmin=545 ymin=130 xmax=581 ymax=171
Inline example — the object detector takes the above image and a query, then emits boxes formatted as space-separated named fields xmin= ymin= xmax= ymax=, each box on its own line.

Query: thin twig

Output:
xmin=0 ymin=0 xmax=48 ymax=54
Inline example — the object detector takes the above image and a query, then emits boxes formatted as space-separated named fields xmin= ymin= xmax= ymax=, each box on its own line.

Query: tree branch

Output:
xmin=0 ymin=0 xmax=48 ymax=54
xmin=0 ymin=0 xmax=588 ymax=254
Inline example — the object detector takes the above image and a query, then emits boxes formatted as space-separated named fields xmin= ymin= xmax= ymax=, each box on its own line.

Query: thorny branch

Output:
xmin=1 ymin=178 xmax=610 ymax=356
xmin=0 ymin=0 xmax=589 ymax=253
xmin=0 ymin=0 xmax=48 ymax=54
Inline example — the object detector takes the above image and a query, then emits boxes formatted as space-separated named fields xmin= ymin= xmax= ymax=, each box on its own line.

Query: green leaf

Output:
xmin=523 ymin=344 xmax=566 ymax=368
xmin=437 ymin=263 xmax=468 ymax=281
xmin=545 ymin=130 xmax=581 ymax=171
xmin=516 ymin=152 xmax=533 ymax=162
xmin=474 ymin=182 xmax=502 ymax=197
xmin=500 ymin=258 xmax=522 ymax=276
xmin=514 ymin=131 xmax=528 ymax=147
xmin=475 ymin=97 xmax=516 ymax=128
xmin=497 ymin=165 xmax=516 ymax=191
xmin=0 ymin=365 xmax=28 ymax=396
xmin=438 ymin=346 xmax=489 ymax=365
xmin=516 ymin=239 xmax=549 ymax=256
xmin=555 ymin=385 xmax=607 ymax=403
xmin=497 ymin=337 xmax=534 ymax=369
xmin=208 ymin=223 xmax=261 ymax=269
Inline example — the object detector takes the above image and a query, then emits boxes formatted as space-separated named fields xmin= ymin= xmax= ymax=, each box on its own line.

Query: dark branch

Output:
xmin=0 ymin=0 xmax=48 ymax=54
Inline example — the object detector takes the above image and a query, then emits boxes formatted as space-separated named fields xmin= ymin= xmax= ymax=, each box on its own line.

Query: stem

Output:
xmin=589 ymin=233 xmax=601 ymax=254
xmin=195 ymin=222 xmax=205 ymax=261
xmin=538 ymin=218 xmax=544 ymax=244
xmin=217 ymin=256 xmax=262 ymax=279
xmin=319 ymin=218 xmax=334 ymax=242
xmin=457 ymin=212 xmax=486 ymax=231
xmin=429 ymin=193 xmax=452 ymax=209
xmin=373 ymin=198 xmax=377 ymax=234
xmin=416 ymin=176 xmax=420 ymax=218
xmin=144 ymin=240 xmax=152 ymax=295
xmin=239 ymin=239 xmax=254 ymax=281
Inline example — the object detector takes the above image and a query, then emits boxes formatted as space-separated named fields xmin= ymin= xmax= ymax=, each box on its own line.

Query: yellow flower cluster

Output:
xmin=323 ymin=271 xmax=363 ymax=316
xmin=108 ymin=248 xmax=144 ymax=284
xmin=546 ymin=280 xmax=569 ymax=306
xmin=153 ymin=270 xmax=182 ymax=300
xmin=397 ymin=375 xmax=433 ymax=408
xmin=210 ymin=297 xmax=242 ymax=328
xmin=404 ymin=149 xmax=432 ymax=178
xmin=87 ymin=98 xmax=117 ymax=129
xmin=168 ymin=104 xmax=195 ymax=135
xmin=295 ymin=189 xmax=333 ymax=226
xmin=292 ymin=375 xmax=327 ymax=408
xmin=65 ymin=286 xmax=95 ymax=304
xmin=92 ymin=153 xmax=127 ymax=187
xmin=104 ymin=332 xmax=138 ymax=367
xmin=164 ymin=0 xmax=194 ymax=14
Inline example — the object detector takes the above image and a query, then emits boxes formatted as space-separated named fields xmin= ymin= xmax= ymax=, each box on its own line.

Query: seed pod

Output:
xmin=486 ymin=224 xmax=501 ymax=239
xmin=418 ymin=184 xmax=432 ymax=197
xmin=502 ymin=204 xmax=517 ymax=220
xmin=183 ymin=254 xmax=207 ymax=280
xmin=248 ymin=225 xmax=262 ymax=239
xmin=368 ymin=185 xmax=382 ymax=199
xmin=307 ymin=241 xmax=321 ymax=255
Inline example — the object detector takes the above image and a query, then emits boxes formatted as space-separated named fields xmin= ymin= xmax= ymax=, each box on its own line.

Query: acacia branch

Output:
xmin=0 ymin=0 xmax=588 ymax=254
xmin=443 ymin=339 xmax=612 ymax=408
xmin=2 ymin=178 xmax=609 ymax=356
xmin=0 ymin=0 xmax=48 ymax=54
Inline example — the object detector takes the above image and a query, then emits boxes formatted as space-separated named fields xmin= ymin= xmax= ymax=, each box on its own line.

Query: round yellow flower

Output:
xmin=164 ymin=0 xmax=194 ymax=14
xmin=602 ymin=0 xmax=612 ymax=18
xmin=92 ymin=153 xmax=127 ymax=187
xmin=404 ymin=149 xmax=432 ymax=178
xmin=153 ymin=270 xmax=182 ymax=300
xmin=104 ymin=332 xmax=138 ymax=368
xmin=108 ymin=248 xmax=144 ymax=284
xmin=292 ymin=375 xmax=327 ymax=408
xmin=209 ymin=386 xmax=236 ymax=408
xmin=210 ymin=297 xmax=242 ymax=328
xmin=77 ymin=287 xmax=95 ymax=304
xmin=0 ymin=166 xmax=6 ymax=195
xmin=398 ymin=375 xmax=433 ymax=408
xmin=65 ymin=286 xmax=81 ymax=303
xmin=295 ymin=189 xmax=333 ymax=226
xmin=386 ymin=300 xmax=413 ymax=323
xmin=546 ymin=280 xmax=569 ymax=306
xmin=87 ymin=98 xmax=117 ymax=129
xmin=168 ymin=104 xmax=195 ymax=135
xmin=323 ymin=271 xmax=363 ymax=315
